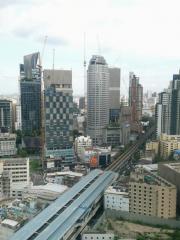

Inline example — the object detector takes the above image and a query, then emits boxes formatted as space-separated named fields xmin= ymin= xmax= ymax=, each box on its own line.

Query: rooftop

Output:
xmin=163 ymin=162 xmax=180 ymax=173
xmin=46 ymin=171 xmax=83 ymax=177
xmin=105 ymin=186 xmax=128 ymax=196
xmin=0 ymin=133 xmax=16 ymax=140
xmin=10 ymin=169 xmax=116 ymax=240
xmin=1 ymin=219 xmax=19 ymax=228
xmin=130 ymin=167 xmax=175 ymax=188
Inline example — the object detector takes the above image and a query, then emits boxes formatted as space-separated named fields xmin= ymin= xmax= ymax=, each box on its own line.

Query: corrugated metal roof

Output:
xmin=10 ymin=170 xmax=116 ymax=240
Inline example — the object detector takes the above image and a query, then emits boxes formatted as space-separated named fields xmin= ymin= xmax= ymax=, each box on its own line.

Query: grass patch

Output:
xmin=30 ymin=159 xmax=41 ymax=172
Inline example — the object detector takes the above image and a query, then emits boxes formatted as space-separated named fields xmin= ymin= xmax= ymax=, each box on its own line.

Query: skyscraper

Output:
xmin=20 ymin=52 xmax=41 ymax=135
xmin=129 ymin=72 xmax=143 ymax=122
xmin=109 ymin=67 xmax=121 ymax=123
xmin=155 ymin=91 xmax=171 ymax=138
xmin=87 ymin=55 xmax=109 ymax=145
xmin=170 ymin=74 xmax=180 ymax=134
xmin=43 ymin=69 xmax=74 ymax=164
xmin=156 ymin=72 xmax=180 ymax=137
xmin=0 ymin=99 xmax=13 ymax=133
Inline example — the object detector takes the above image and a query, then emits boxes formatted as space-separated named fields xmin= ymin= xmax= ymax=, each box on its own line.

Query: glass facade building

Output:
xmin=0 ymin=99 xmax=12 ymax=133
xmin=20 ymin=52 xmax=41 ymax=135
xmin=43 ymin=70 xmax=74 ymax=164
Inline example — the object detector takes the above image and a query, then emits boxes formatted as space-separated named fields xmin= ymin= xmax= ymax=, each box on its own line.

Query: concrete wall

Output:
xmin=105 ymin=209 xmax=180 ymax=229
xmin=158 ymin=164 xmax=180 ymax=210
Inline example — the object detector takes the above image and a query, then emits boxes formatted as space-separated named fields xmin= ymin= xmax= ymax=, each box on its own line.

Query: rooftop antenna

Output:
xmin=52 ymin=48 xmax=55 ymax=82
xmin=96 ymin=34 xmax=101 ymax=55
xmin=41 ymin=35 xmax=48 ymax=67
xmin=83 ymin=33 xmax=87 ymax=98
xmin=52 ymin=48 xmax=55 ymax=71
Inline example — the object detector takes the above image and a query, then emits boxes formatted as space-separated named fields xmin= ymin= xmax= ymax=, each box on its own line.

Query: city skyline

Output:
xmin=1 ymin=0 xmax=180 ymax=95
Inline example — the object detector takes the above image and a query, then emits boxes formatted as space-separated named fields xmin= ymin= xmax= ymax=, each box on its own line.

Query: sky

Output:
xmin=0 ymin=0 xmax=180 ymax=96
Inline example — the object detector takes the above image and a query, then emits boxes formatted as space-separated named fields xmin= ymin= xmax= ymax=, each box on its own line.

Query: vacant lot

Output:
xmin=94 ymin=217 xmax=174 ymax=239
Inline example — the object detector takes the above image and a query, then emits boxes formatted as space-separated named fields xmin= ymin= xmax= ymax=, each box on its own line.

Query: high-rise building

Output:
xmin=155 ymin=91 xmax=171 ymax=138
xmin=129 ymin=72 xmax=143 ymax=122
xmin=43 ymin=69 xmax=74 ymax=165
xmin=155 ymin=72 xmax=180 ymax=138
xmin=87 ymin=55 xmax=109 ymax=145
xmin=79 ymin=97 xmax=86 ymax=110
xmin=0 ymin=99 xmax=13 ymax=133
xmin=109 ymin=67 xmax=120 ymax=123
xmin=170 ymin=74 xmax=180 ymax=135
xmin=20 ymin=52 xmax=41 ymax=135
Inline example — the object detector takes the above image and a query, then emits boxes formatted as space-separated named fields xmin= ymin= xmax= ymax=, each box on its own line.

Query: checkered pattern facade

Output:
xmin=44 ymin=87 xmax=73 ymax=151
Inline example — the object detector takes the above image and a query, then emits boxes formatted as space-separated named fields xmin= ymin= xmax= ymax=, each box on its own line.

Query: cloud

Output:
xmin=13 ymin=28 xmax=33 ymax=38
xmin=38 ymin=36 xmax=68 ymax=46
xmin=0 ymin=0 xmax=46 ymax=8
xmin=1 ymin=0 xmax=180 ymax=95
xmin=0 ymin=0 xmax=29 ymax=8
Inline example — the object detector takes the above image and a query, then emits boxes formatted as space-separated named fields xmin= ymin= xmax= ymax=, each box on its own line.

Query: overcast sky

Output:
xmin=0 ymin=0 xmax=180 ymax=96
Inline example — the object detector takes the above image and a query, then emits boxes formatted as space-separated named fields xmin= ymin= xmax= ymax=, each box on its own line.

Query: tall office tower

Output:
xmin=20 ymin=52 xmax=41 ymax=135
xmin=43 ymin=69 xmax=74 ymax=164
xmin=0 ymin=99 xmax=13 ymax=133
xmin=109 ymin=67 xmax=121 ymax=123
xmin=155 ymin=91 xmax=171 ymax=138
xmin=79 ymin=96 xmax=86 ymax=110
xmin=129 ymin=72 xmax=143 ymax=122
xmin=87 ymin=55 xmax=109 ymax=145
xmin=170 ymin=74 xmax=180 ymax=134
xmin=155 ymin=72 xmax=180 ymax=138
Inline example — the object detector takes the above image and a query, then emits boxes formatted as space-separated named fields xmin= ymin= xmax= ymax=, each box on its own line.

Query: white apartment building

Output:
xmin=74 ymin=136 xmax=92 ymax=159
xmin=104 ymin=186 xmax=129 ymax=212
xmin=82 ymin=233 xmax=114 ymax=240
xmin=0 ymin=133 xmax=17 ymax=156
xmin=15 ymin=104 xmax=22 ymax=130
xmin=0 ymin=157 xmax=30 ymax=198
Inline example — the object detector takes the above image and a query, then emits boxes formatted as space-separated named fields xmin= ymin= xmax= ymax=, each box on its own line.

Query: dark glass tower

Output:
xmin=0 ymin=99 xmax=12 ymax=133
xmin=170 ymin=74 xmax=180 ymax=135
xmin=20 ymin=52 xmax=41 ymax=135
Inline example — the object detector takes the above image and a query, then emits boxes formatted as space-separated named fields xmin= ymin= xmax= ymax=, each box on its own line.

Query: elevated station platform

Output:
xmin=10 ymin=169 xmax=116 ymax=240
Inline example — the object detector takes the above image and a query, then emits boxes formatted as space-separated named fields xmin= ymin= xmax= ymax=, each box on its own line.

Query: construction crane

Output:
xmin=40 ymin=36 xmax=48 ymax=170
xmin=83 ymin=33 xmax=87 ymax=98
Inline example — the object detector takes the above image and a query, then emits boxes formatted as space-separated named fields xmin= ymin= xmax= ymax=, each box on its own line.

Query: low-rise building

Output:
xmin=74 ymin=136 xmax=92 ymax=159
xmin=81 ymin=147 xmax=111 ymax=168
xmin=46 ymin=171 xmax=83 ymax=187
xmin=129 ymin=167 xmax=177 ymax=219
xmin=146 ymin=140 xmax=159 ymax=155
xmin=103 ymin=125 xmax=121 ymax=147
xmin=0 ymin=157 xmax=30 ymax=199
xmin=82 ymin=233 xmax=114 ymax=240
xmin=23 ymin=183 xmax=68 ymax=202
xmin=0 ymin=133 xmax=17 ymax=157
xmin=0 ymin=171 xmax=11 ymax=199
xmin=160 ymin=134 xmax=180 ymax=159
xmin=102 ymin=123 xmax=130 ymax=147
xmin=104 ymin=186 xmax=129 ymax=211
xmin=0 ymin=219 xmax=19 ymax=240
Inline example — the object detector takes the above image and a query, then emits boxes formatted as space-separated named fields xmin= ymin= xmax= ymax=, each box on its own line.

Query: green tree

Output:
xmin=17 ymin=148 xmax=27 ymax=157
